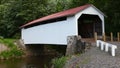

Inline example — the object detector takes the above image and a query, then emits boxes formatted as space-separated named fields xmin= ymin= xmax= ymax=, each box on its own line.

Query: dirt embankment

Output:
xmin=0 ymin=44 xmax=9 ymax=53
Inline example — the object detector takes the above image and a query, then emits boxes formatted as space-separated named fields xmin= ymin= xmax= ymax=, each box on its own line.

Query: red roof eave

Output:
xmin=20 ymin=4 xmax=91 ymax=28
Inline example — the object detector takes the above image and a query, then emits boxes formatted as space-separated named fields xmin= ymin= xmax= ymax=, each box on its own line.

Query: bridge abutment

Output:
xmin=66 ymin=35 xmax=86 ymax=56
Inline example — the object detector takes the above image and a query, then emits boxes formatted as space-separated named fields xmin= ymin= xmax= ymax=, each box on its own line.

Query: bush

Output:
xmin=0 ymin=48 xmax=24 ymax=59
xmin=10 ymin=47 xmax=24 ymax=57
xmin=51 ymin=56 xmax=67 ymax=68
xmin=0 ymin=38 xmax=24 ymax=59
xmin=0 ymin=50 xmax=12 ymax=59
xmin=0 ymin=36 xmax=4 ymax=39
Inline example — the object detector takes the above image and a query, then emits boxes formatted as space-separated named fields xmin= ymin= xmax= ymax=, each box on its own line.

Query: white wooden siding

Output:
xmin=22 ymin=16 xmax=76 ymax=45
xmin=21 ymin=6 xmax=105 ymax=45
xmin=75 ymin=6 xmax=105 ymax=34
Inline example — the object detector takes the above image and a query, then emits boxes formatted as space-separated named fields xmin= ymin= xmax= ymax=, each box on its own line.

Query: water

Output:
xmin=0 ymin=45 xmax=66 ymax=68
xmin=0 ymin=55 xmax=55 ymax=68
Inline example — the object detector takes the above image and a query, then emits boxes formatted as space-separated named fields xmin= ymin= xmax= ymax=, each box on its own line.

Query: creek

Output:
xmin=0 ymin=55 xmax=55 ymax=68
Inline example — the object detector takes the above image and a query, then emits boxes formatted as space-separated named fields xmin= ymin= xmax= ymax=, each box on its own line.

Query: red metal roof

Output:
xmin=20 ymin=4 xmax=92 ymax=28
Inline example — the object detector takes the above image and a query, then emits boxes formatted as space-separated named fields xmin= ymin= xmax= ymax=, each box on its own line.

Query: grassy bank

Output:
xmin=50 ymin=54 xmax=81 ymax=68
xmin=0 ymin=38 xmax=24 ymax=59
xmin=51 ymin=56 xmax=68 ymax=68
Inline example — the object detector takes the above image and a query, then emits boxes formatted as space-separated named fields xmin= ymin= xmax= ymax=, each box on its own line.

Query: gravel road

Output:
xmin=64 ymin=42 xmax=120 ymax=68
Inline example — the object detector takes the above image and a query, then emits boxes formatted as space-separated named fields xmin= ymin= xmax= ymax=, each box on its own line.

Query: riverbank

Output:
xmin=63 ymin=42 xmax=120 ymax=68
xmin=0 ymin=38 xmax=24 ymax=60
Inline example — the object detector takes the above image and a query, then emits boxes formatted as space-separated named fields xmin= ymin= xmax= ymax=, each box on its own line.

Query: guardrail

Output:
xmin=94 ymin=32 xmax=120 ymax=42
xmin=96 ymin=40 xmax=117 ymax=56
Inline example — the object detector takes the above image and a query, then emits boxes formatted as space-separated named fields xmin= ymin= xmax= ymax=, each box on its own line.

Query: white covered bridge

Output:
xmin=20 ymin=4 xmax=105 ymax=45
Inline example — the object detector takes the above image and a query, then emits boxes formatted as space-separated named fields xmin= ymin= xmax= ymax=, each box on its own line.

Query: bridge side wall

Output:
xmin=21 ymin=16 xmax=77 ymax=45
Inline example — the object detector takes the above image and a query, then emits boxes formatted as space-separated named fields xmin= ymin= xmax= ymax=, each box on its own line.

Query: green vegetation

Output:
xmin=51 ymin=56 xmax=68 ymax=68
xmin=0 ymin=38 xmax=24 ymax=59
xmin=0 ymin=38 xmax=16 ymax=48
xmin=0 ymin=0 xmax=120 ymax=38
xmin=51 ymin=54 xmax=81 ymax=68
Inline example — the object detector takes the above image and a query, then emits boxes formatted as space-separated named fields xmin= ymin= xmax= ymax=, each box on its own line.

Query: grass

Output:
xmin=51 ymin=53 xmax=82 ymax=68
xmin=51 ymin=56 xmax=68 ymax=68
xmin=0 ymin=38 xmax=24 ymax=59
xmin=0 ymin=38 xmax=16 ymax=48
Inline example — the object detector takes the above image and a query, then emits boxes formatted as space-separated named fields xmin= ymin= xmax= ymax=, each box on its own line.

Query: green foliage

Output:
xmin=0 ymin=0 xmax=120 ymax=38
xmin=0 ymin=50 xmax=12 ymax=59
xmin=0 ymin=38 xmax=24 ymax=59
xmin=0 ymin=0 xmax=49 ymax=38
xmin=0 ymin=48 xmax=24 ymax=59
xmin=0 ymin=38 xmax=16 ymax=48
xmin=10 ymin=47 xmax=24 ymax=56
xmin=51 ymin=56 xmax=67 ymax=68
xmin=44 ymin=64 xmax=48 ymax=68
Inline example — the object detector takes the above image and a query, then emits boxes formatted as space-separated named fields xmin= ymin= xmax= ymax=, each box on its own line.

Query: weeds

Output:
xmin=0 ymin=38 xmax=16 ymax=48
xmin=51 ymin=56 xmax=67 ymax=68
xmin=0 ymin=38 xmax=24 ymax=59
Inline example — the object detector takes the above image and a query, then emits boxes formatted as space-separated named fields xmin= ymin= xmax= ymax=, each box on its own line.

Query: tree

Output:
xmin=0 ymin=0 xmax=51 ymax=37
xmin=0 ymin=0 xmax=120 ymax=38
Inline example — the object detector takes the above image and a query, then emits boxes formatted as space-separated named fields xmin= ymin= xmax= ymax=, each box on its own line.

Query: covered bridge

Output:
xmin=20 ymin=4 xmax=105 ymax=45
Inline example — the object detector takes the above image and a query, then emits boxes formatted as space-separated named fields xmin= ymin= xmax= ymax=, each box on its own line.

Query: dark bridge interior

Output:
xmin=78 ymin=14 xmax=102 ymax=38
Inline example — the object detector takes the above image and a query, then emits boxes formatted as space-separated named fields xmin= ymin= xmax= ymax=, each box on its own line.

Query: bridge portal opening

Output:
xmin=78 ymin=14 xmax=102 ymax=38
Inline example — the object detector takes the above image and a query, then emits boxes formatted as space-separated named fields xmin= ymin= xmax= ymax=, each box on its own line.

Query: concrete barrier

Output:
xmin=111 ymin=45 xmax=117 ymax=56
xmin=105 ymin=43 xmax=110 ymax=52
xmin=100 ymin=41 xmax=105 ymax=50
xmin=96 ymin=40 xmax=117 ymax=56
xmin=96 ymin=40 xmax=101 ymax=47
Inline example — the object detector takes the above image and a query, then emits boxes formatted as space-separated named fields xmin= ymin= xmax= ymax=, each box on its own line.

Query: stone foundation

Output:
xmin=66 ymin=35 xmax=86 ymax=56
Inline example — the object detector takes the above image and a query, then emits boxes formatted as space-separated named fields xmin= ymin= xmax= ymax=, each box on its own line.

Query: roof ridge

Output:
xmin=20 ymin=4 xmax=92 ymax=28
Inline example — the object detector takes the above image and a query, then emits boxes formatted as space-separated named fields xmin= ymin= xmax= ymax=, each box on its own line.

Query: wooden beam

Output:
xmin=117 ymin=32 xmax=120 ymax=42
xmin=103 ymin=33 xmax=106 ymax=41
xmin=94 ymin=32 xmax=97 ymax=41
xmin=110 ymin=32 xmax=113 ymax=42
